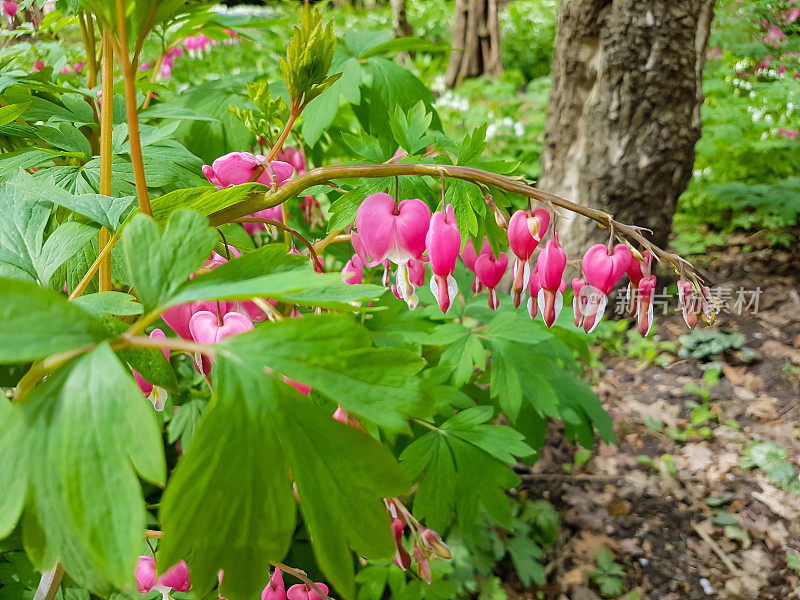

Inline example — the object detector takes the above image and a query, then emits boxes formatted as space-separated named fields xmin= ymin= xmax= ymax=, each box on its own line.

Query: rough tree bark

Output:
xmin=538 ymin=0 xmax=716 ymax=255
xmin=445 ymin=0 xmax=503 ymax=88
xmin=390 ymin=0 xmax=414 ymax=38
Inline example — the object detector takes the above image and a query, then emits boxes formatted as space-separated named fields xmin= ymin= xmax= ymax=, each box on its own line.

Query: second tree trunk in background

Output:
xmin=538 ymin=0 xmax=716 ymax=255
xmin=446 ymin=0 xmax=503 ymax=88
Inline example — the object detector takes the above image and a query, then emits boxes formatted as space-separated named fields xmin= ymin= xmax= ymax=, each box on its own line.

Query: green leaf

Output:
xmin=0 ymin=102 xmax=30 ymax=127
xmin=149 ymin=183 xmax=270 ymax=228
xmin=445 ymin=179 xmax=480 ymax=240
xmin=220 ymin=313 xmax=427 ymax=431
xmin=0 ymin=399 xmax=28 ymax=538
xmin=301 ymin=57 xmax=361 ymax=145
xmin=389 ymin=101 xmax=433 ymax=155
xmin=72 ymin=292 xmax=143 ymax=316
xmin=166 ymin=398 xmax=206 ymax=450
xmin=429 ymin=323 xmax=485 ymax=387
xmin=400 ymin=409 xmax=531 ymax=533
xmin=458 ymin=125 xmax=488 ymax=166
xmin=0 ymin=278 xmax=110 ymax=363
xmin=160 ymin=356 xmax=409 ymax=600
xmin=37 ymin=222 xmax=99 ymax=287
xmin=36 ymin=123 xmax=92 ymax=160
xmin=341 ymin=131 xmax=386 ymax=163
xmin=122 ymin=210 xmax=217 ymax=313
xmin=0 ymin=183 xmax=52 ymax=281
xmin=360 ymin=37 xmax=450 ymax=59
xmin=116 ymin=342 xmax=178 ymax=394
xmin=506 ymin=535 xmax=545 ymax=586
xmin=21 ymin=344 xmax=165 ymax=592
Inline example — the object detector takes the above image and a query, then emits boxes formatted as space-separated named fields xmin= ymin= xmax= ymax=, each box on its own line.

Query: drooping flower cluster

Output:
xmin=135 ymin=556 xmax=191 ymax=600
xmin=385 ymin=499 xmax=451 ymax=584
xmin=184 ymin=33 xmax=213 ymax=57
xmin=346 ymin=198 xmax=714 ymax=335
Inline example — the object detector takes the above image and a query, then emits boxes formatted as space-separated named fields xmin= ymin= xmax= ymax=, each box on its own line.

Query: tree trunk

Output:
xmin=390 ymin=0 xmax=414 ymax=38
xmin=538 ymin=0 xmax=715 ymax=256
xmin=445 ymin=0 xmax=503 ymax=88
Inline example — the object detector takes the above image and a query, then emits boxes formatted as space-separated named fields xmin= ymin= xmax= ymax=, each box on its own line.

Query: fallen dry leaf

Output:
xmin=760 ymin=340 xmax=800 ymax=365
xmin=721 ymin=362 xmax=764 ymax=391
xmin=746 ymin=396 xmax=777 ymax=420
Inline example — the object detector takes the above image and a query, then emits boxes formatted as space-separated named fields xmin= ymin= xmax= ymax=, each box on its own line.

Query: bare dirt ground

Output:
xmin=513 ymin=239 xmax=800 ymax=600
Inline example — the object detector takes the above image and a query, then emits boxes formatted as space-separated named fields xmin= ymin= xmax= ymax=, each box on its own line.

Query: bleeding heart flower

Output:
xmin=188 ymin=311 xmax=254 ymax=373
xmin=413 ymin=543 xmax=432 ymax=584
xmin=332 ymin=405 xmax=359 ymax=428
xmin=276 ymin=146 xmax=307 ymax=174
xmin=261 ymin=569 xmax=285 ymax=600
xmin=162 ymin=300 xmax=234 ymax=340
xmin=354 ymin=192 xmax=431 ymax=308
xmin=535 ymin=234 xmax=567 ymax=327
xmin=391 ymin=518 xmax=412 ymax=570
xmin=3 ymin=1 xmax=18 ymax=17
xmin=287 ymin=583 xmax=329 ymax=600
xmin=32 ymin=60 xmax=44 ymax=72
xmin=529 ymin=265 xmax=542 ymax=319
xmin=159 ymin=561 xmax=191 ymax=593
xmin=507 ymin=208 xmax=549 ymax=307
xmin=460 ymin=238 xmax=490 ymax=293
xmin=421 ymin=527 xmax=451 ymax=559
xmin=243 ymin=206 xmax=284 ymax=236
xmin=132 ymin=329 xmax=170 ymax=411
xmin=677 ymin=280 xmax=699 ymax=329
xmin=354 ymin=192 xmax=431 ymax=266
xmin=135 ymin=556 xmax=191 ymax=599
xmin=474 ymin=244 xmax=508 ymax=310
xmin=202 ymin=152 xmax=293 ymax=189
xmin=582 ymin=243 xmax=632 ymax=295
xmin=625 ymin=250 xmax=652 ymax=316
xmin=699 ymin=285 xmax=718 ymax=326
xmin=637 ymin=275 xmax=656 ymax=337
xmin=342 ymin=253 xmax=364 ymax=285
xmin=426 ymin=204 xmax=461 ymax=313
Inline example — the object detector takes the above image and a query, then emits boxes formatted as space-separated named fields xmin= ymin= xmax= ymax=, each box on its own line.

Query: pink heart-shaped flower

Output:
xmin=426 ymin=205 xmax=461 ymax=278
xmin=507 ymin=208 xmax=550 ymax=261
xmin=189 ymin=311 xmax=254 ymax=345
xmin=582 ymin=243 xmax=632 ymax=295
xmin=287 ymin=583 xmax=329 ymax=600
xmin=158 ymin=560 xmax=191 ymax=592
xmin=474 ymin=250 xmax=508 ymax=289
xmin=261 ymin=569 xmax=285 ymax=600
xmin=536 ymin=234 xmax=566 ymax=292
xmin=355 ymin=193 xmax=431 ymax=265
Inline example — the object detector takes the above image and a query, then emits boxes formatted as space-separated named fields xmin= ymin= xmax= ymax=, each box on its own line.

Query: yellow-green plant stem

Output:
xmin=98 ymin=29 xmax=114 ymax=291
xmin=68 ymin=233 xmax=120 ymax=301
xmin=208 ymin=163 xmax=700 ymax=285
xmin=77 ymin=12 xmax=98 ymax=88
xmin=114 ymin=0 xmax=152 ymax=216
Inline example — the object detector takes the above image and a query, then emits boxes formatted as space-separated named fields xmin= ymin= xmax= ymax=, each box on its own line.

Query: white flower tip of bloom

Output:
xmin=485 ymin=124 xmax=498 ymax=140
xmin=749 ymin=91 xmax=756 ymax=99
xmin=150 ymin=387 xmax=168 ymax=412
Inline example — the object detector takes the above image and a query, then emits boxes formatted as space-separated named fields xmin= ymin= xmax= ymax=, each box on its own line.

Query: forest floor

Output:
xmin=514 ymin=238 xmax=800 ymax=600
